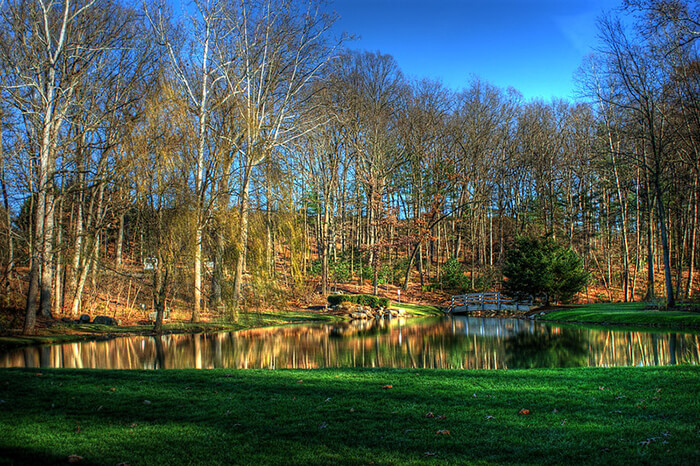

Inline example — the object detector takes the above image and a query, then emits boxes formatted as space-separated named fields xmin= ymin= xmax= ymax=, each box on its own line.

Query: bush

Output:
xmin=441 ymin=257 xmax=469 ymax=292
xmin=503 ymin=236 xmax=589 ymax=304
xmin=327 ymin=294 xmax=390 ymax=308
xmin=330 ymin=259 xmax=351 ymax=283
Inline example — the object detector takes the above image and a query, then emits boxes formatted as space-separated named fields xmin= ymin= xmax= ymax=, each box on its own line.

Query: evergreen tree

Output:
xmin=503 ymin=236 xmax=588 ymax=304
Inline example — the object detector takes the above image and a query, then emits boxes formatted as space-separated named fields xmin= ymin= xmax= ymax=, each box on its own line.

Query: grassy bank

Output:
xmin=0 ymin=309 xmax=341 ymax=350
xmin=540 ymin=302 xmax=700 ymax=330
xmin=0 ymin=366 xmax=698 ymax=465
xmin=395 ymin=302 xmax=444 ymax=316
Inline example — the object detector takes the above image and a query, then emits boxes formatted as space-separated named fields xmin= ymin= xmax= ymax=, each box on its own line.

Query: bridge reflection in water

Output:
xmin=1 ymin=317 xmax=698 ymax=370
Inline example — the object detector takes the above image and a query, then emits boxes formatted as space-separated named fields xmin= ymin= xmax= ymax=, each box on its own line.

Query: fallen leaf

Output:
xmin=518 ymin=409 xmax=530 ymax=415
xmin=435 ymin=430 xmax=450 ymax=435
xmin=297 ymin=380 xmax=303 ymax=383
xmin=109 ymin=388 xmax=116 ymax=391
xmin=381 ymin=385 xmax=393 ymax=389
xmin=67 ymin=455 xmax=83 ymax=463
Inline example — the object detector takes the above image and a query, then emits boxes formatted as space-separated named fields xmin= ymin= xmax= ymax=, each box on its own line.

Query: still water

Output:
xmin=1 ymin=316 xmax=698 ymax=370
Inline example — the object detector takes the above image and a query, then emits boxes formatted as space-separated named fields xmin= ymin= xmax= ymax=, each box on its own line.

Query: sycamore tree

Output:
xmin=503 ymin=236 xmax=588 ymax=305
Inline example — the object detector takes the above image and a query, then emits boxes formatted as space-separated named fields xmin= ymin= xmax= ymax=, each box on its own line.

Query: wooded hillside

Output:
xmin=1 ymin=0 xmax=698 ymax=333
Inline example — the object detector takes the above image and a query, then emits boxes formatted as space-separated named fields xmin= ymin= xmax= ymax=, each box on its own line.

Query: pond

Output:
xmin=1 ymin=316 xmax=698 ymax=370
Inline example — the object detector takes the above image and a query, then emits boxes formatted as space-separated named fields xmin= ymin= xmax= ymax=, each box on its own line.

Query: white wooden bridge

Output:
xmin=448 ymin=292 xmax=538 ymax=314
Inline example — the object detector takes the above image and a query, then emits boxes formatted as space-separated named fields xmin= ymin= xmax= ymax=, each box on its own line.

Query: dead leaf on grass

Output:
xmin=67 ymin=455 xmax=83 ymax=463
xmin=518 ymin=409 xmax=530 ymax=415
xmin=381 ymin=385 xmax=393 ymax=389
xmin=435 ymin=430 xmax=450 ymax=435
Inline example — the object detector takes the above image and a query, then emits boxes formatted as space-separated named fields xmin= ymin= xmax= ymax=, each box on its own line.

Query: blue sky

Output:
xmin=327 ymin=0 xmax=621 ymax=101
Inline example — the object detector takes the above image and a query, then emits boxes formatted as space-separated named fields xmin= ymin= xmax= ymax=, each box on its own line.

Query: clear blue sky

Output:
xmin=327 ymin=0 xmax=621 ymax=101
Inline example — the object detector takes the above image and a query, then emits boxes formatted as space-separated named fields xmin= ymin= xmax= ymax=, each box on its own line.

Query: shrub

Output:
xmin=441 ymin=257 xmax=469 ymax=292
xmin=331 ymin=259 xmax=351 ymax=283
xmin=503 ymin=235 xmax=589 ymax=304
xmin=327 ymin=294 xmax=390 ymax=308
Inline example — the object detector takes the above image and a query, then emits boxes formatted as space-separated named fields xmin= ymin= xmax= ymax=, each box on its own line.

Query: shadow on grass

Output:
xmin=1 ymin=367 xmax=698 ymax=464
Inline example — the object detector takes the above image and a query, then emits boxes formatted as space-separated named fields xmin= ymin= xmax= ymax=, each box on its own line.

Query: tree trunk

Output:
xmin=233 ymin=167 xmax=252 ymax=302
xmin=655 ymin=177 xmax=675 ymax=307
xmin=116 ymin=211 xmax=124 ymax=267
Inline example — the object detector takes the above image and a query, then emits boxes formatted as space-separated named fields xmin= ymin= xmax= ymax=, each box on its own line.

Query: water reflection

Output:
xmin=1 ymin=317 xmax=698 ymax=370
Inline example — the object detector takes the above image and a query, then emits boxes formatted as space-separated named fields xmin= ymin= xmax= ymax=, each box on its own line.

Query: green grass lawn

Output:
xmin=540 ymin=302 xmax=700 ymax=330
xmin=1 ymin=366 xmax=698 ymax=465
xmin=394 ymin=302 xmax=444 ymax=316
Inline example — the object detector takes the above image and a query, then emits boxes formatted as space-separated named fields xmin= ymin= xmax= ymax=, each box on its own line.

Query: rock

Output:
xmin=93 ymin=315 xmax=120 ymax=326
xmin=78 ymin=314 xmax=91 ymax=324
xmin=350 ymin=311 xmax=367 ymax=320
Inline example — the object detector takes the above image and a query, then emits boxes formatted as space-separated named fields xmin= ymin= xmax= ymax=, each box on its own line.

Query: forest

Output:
xmin=0 ymin=0 xmax=698 ymax=334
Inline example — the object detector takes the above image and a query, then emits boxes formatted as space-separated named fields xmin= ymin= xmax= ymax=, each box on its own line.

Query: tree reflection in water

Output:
xmin=0 ymin=317 xmax=698 ymax=369
xmin=505 ymin=327 xmax=588 ymax=369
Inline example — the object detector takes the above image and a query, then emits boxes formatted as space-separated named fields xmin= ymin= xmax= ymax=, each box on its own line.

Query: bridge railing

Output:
xmin=449 ymin=292 xmax=544 ymax=312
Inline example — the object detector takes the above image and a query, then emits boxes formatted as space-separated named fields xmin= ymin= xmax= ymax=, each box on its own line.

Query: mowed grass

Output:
xmin=541 ymin=302 xmax=700 ymax=329
xmin=1 ymin=366 xmax=698 ymax=465
xmin=394 ymin=302 xmax=444 ymax=316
